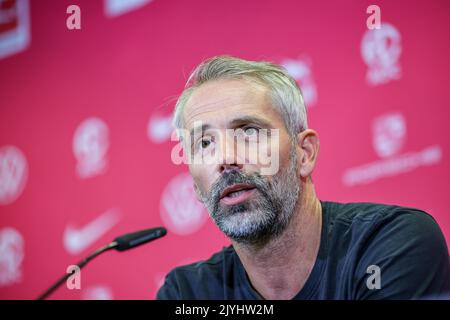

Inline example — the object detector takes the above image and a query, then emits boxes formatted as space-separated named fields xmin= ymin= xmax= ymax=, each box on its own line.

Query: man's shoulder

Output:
xmin=322 ymin=201 xmax=449 ymax=299
xmin=323 ymin=200 xmax=447 ymax=258
xmin=156 ymin=245 xmax=237 ymax=299
xmin=324 ymin=200 xmax=437 ymax=228
xmin=170 ymin=245 xmax=236 ymax=275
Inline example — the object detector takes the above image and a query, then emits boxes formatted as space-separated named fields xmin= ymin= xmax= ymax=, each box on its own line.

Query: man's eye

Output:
xmin=243 ymin=127 xmax=259 ymax=136
xmin=200 ymin=138 xmax=211 ymax=149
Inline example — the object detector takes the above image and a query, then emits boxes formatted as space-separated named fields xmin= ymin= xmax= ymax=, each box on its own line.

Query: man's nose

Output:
xmin=218 ymin=133 xmax=244 ymax=174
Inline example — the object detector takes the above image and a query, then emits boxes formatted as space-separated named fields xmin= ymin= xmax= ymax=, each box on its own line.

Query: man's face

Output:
xmin=182 ymin=78 xmax=300 ymax=244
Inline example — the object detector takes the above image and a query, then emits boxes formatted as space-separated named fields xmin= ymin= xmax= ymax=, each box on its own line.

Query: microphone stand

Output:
xmin=37 ymin=241 xmax=118 ymax=300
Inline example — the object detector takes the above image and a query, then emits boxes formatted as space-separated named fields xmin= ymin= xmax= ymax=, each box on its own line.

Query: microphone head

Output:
xmin=113 ymin=227 xmax=167 ymax=251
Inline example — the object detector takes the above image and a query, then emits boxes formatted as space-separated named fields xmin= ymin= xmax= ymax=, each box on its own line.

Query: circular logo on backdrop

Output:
xmin=160 ymin=172 xmax=208 ymax=236
xmin=73 ymin=117 xmax=109 ymax=179
xmin=361 ymin=22 xmax=402 ymax=85
xmin=281 ymin=57 xmax=317 ymax=108
xmin=147 ymin=113 xmax=174 ymax=144
xmin=372 ymin=112 xmax=406 ymax=158
xmin=0 ymin=146 xmax=28 ymax=205
xmin=0 ymin=227 xmax=24 ymax=287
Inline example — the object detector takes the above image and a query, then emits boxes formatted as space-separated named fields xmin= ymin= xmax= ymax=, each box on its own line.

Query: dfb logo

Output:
xmin=147 ymin=113 xmax=173 ymax=144
xmin=0 ymin=145 xmax=28 ymax=205
xmin=361 ymin=22 xmax=402 ymax=85
xmin=281 ymin=57 xmax=317 ymax=108
xmin=160 ymin=172 xmax=207 ymax=236
xmin=342 ymin=111 xmax=442 ymax=186
xmin=0 ymin=227 xmax=24 ymax=286
xmin=73 ymin=117 xmax=109 ymax=179
xmin=372 ymin=112 xmax=406 ymax=158
xmin=0 ymin=0 xmax=30 ymax=59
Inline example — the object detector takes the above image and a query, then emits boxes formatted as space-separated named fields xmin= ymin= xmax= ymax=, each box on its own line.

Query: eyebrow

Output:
xmin=228 ymin=115 xmax=272 ymax=129
xmin=189 ymin=115 xmax=272 ymax=138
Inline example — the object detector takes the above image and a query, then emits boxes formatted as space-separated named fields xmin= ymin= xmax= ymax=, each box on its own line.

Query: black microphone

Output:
xmin=37 ymin=227 xmax=167 ymax=300
xmin=114 ymin=227 xmax=167 ymax=251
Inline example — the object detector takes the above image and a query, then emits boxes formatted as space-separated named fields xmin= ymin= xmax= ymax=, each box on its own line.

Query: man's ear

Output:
xmin=296 ymin=129 xmax=320 ymax=178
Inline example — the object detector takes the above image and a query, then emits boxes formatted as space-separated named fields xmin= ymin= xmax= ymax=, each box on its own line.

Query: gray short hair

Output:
xmin=173 ymin=55 xmax=308 ymax=137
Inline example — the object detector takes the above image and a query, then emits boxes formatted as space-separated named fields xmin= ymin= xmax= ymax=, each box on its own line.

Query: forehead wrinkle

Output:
xmin=184 ymin=100 xmax=265 ymax=131
xmin=183 ymin=82 xmax=270 ymax=130
xmin=185 ymin=96 xmax=238 ymax=122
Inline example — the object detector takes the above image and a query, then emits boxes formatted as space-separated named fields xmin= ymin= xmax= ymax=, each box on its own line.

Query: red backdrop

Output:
xmin=0 ymin=0 xmax=449 ymax=299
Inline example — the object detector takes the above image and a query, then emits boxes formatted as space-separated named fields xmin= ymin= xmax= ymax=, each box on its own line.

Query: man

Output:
xmin=157 ymin=56 xmax=450 ymax=299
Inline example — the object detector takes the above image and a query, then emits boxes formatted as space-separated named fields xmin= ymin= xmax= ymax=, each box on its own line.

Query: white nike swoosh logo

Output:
xmin=63 ymin=208 xmax=121 ymax=255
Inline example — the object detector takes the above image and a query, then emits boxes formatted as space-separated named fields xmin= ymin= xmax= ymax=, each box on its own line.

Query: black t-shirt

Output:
xmin=157 ymin=201 xmax=450 ymax=299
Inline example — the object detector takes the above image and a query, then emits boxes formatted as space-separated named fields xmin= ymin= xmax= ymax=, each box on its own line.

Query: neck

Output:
xmin=232 ymin=179 xmax=322 ymax=300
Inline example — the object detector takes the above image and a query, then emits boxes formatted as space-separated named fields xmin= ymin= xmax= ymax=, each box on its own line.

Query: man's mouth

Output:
xmin=219 ymin=183 xmax=256 ymax=205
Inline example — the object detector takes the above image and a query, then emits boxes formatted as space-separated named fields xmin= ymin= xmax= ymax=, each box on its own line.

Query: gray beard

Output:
xmin=200 ymin=147 xmax=300 ymax=246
